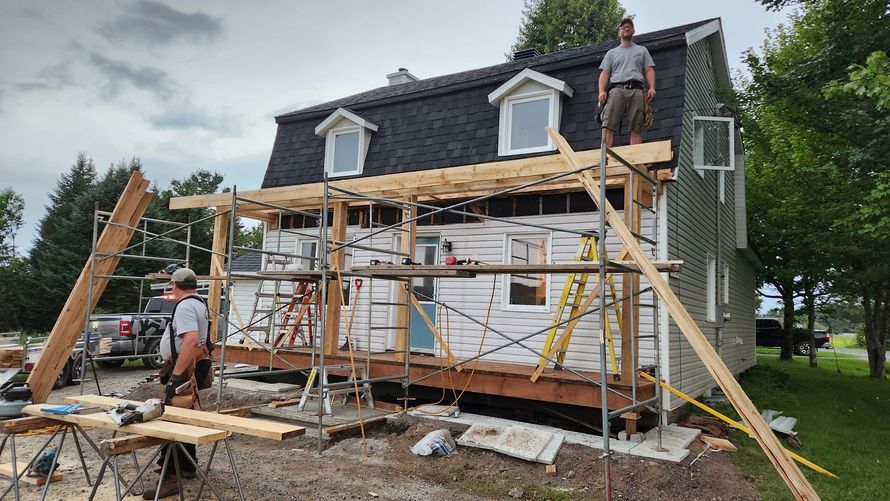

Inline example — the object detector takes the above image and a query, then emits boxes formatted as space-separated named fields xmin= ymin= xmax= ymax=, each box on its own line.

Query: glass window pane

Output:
xmin=508 ymin=236 xmax=547 ymax=306
xmin=694 ymin=119 xmax=732 ymax=168
xmin=300 ymin=241 xmax=317 ymax=270
xmin=333 ymin=131 xmax=360 ymax=173
xmin=413 ymin=243 xmax=438 ymax=300
xmin=510 ymin=98 xmax=550 ymax=150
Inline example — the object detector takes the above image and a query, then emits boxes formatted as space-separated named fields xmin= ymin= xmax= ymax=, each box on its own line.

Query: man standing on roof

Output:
xmin=145 ymin=267 xmax=213 ymax=499
xmin=598 ymin=17 xmax=656 ymax=147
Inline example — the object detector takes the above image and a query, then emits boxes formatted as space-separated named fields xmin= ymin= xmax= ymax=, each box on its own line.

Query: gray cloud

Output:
xmin=99 ymin=1 xmax=222 ymax=47
xmin=14 ymin=61 xmax=75 ymax=92
xmin=0 ymin=89 xmax=4 ymax=113
xmin=149 ymin=103 xmax=242 ymax=136
xmin=88 ymin=52 xmax=177 ymax=100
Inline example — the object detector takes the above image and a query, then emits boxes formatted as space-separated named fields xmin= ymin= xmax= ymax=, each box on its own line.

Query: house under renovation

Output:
xmin=171 ymin=18 xmax=757 ymax=429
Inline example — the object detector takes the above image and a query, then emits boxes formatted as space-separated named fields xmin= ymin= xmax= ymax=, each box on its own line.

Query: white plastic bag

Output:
xmin=410 ymin=429 xmax=456 ymax=457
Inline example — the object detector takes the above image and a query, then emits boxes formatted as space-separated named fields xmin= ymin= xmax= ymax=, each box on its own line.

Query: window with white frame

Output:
xmin=693 ymin=116 xmax=735 ymax=176
xmin=706 ymin=254 xmax=716 ymax=322
xmin=297 ymin=239 xmax=318 ymax=270
xmin=315 ymin=107 xmax=378 ymax=178
xmin=488 ymin=68 xmax=573 ymax=157
xmin=504 ymin=234 xmax=550 ymax=310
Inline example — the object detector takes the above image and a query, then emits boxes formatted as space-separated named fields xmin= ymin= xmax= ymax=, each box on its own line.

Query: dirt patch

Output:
xmin=4 ymin=377 xmax=761 ymax=500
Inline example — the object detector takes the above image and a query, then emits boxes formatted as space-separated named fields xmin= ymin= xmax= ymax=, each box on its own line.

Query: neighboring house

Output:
xmin=176 ymin=18 xmax=757 ymax=416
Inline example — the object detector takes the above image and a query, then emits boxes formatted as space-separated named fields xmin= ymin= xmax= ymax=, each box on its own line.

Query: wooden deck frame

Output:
xmin=168 ymin=142 xmax=674 ymax=413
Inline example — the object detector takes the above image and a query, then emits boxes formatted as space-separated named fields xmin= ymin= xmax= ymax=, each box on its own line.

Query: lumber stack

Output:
xmin=0 ymin=347 xmax=23 ymax=368
xmin=27 ymin=172 xmax=153 ymax=403
xmin=546 ymin=129 xmax=819 ymax=501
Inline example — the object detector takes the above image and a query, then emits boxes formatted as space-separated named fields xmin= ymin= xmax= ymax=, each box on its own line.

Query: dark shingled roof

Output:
xmin=226 ymin=252 xmax=262 ymax=272
xmin=263 ymin=19 xmax=718 ymax=189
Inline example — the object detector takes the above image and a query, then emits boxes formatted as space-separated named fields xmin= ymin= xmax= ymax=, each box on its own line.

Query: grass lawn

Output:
xmin=831 ymin=334 xmax=861 ymax=349
xmin=711 ymin=355 xmax=887 ymax=500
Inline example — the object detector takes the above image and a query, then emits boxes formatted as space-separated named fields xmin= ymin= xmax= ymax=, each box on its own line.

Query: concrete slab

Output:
xmin=457 ymin=423 xmax=562 ymax=463
xmin=224 ymin=378 xmax=301 ymax=393
xmin=627 ymin=424 xmax=700 ymax=462
xmin=408 ymin=404 xmax=460 ymax=417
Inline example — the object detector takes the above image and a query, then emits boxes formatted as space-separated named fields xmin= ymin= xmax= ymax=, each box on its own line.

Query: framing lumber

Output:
xmin=1 ymin=416 xmax=59 ymax=435
xmin=99 ymin=435 xmax=168 ymax=456
xmin=529 ymin=249 xmax=631 ymax=383
xmin=169 ymin=142 xmax=673 ymax=212
xmin=352 ymin=261 xmax=682 ymax=275
xmin=547 ymin=128 xmax=818 ymax=501
xmin=324 ymin=201 xmax=348 ymax=356
xmin=65 ymin=394 xmax=304 ymax=441
xmin=27 ymin=171 xmax=153 ymax=403
xmin=394 ymin=196 xmax=417 ymax=362
xmin=409 ymin=293 xmax=462 ymax=371
xmin=208 ymin=208 xmax=229 ymax=342
xmin=22 ymin=404 xmax=226 ymax=445
xmin=0 ymin=463 xmax=61 ymax=485
xmin=621 ymin=176 xmax=643 ymax=382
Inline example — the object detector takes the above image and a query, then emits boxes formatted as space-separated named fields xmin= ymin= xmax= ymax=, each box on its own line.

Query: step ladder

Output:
xmin=297 ymin=364 xmax=376 ymax=416
xmin=243 ymin=255 xmax=294 ymax=344
xmin=537 ymin=235 xmax=622 ymax=372
xmin=273 ymin=283 xmax=316 ymax=347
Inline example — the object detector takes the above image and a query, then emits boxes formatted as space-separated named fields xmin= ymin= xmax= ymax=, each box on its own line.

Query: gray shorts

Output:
xmin=601 ymin=87 xmax=645 ymax=132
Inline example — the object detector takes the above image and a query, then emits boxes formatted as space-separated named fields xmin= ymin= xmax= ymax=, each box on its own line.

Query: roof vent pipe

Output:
xmin=512 ymin=48 xmax=542 ymax=60
xmin=386 ymin=68 xmax=419 ymax=86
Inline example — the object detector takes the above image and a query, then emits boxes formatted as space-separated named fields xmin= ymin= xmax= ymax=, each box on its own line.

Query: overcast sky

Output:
xmin=0 ymin=1 xmax=790 ymax=252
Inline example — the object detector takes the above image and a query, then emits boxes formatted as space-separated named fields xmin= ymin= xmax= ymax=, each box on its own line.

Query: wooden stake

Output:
xmin=547 ymin=128 xmax=818 ymax=501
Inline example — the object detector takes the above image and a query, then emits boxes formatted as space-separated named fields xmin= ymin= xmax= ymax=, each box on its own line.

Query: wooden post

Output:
xmin=620 ymin=176 xmax=642 ymax=382
xmin=394 ymin=197 xmax=417 ymax=362
xmin=547 ymin=128 xmax=819 ymax=501
xmin=324 ymin=202 xmax=348 ymax=356
xmin=208 ymin=208 xmax=229 ymax=343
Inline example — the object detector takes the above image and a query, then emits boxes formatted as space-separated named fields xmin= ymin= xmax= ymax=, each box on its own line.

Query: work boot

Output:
xmin=153 ymin=465 xmax=196 ymax=479
xmin=142 ymin=476 xmax=179 ymax=499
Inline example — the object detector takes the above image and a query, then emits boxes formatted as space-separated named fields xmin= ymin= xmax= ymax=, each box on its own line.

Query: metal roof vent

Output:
xmin=512 ymin=48 xmax=542 ymax=60
xmin=386 ymin=68 xmax=419 ymax=86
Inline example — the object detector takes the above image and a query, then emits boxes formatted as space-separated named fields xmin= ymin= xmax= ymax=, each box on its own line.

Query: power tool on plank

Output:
xmin=107 ymin=398 xmax=164 ymax=426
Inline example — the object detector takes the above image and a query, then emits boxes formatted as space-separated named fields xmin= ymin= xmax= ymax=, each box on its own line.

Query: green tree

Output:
xmin=741 ymin=0 xmax=890 ymax=376
xmin=509 ymin=0 xmax=626 ymax=57
xmin=0 ymin=188 xmax=24 ymax=260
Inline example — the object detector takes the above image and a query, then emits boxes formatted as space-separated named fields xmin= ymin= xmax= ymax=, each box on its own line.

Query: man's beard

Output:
xmin=621 ymin=34 xmax=632 ymax=42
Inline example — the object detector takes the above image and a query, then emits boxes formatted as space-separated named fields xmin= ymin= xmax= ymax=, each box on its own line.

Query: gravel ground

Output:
xmin=1 ymin=366 xmax=762 ymax=500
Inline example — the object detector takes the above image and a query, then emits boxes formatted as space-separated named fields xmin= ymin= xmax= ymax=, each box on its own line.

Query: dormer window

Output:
xmin=488 ymin=68 xmax=573 ymax=156
xmin=315 ymin=108 xmax=378 ymax=178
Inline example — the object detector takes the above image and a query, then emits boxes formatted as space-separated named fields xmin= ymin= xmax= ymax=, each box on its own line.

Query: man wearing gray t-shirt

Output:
xmin=598 ymin=17 xmax=656 ymax=147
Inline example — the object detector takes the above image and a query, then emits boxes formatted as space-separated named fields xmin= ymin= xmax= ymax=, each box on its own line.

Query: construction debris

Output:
xmin=410 ymin=429 xmax=456 ymax=457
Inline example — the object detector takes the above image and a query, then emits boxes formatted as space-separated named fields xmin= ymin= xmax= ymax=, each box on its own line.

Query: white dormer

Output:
xmin=315 ymin=108 xmax=379 ymax=178
xmin=488 ymin=68 xmax=574 ymax=156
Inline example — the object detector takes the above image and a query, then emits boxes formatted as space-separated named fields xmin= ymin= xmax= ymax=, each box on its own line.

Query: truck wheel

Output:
xmin=53 ymin=361 xmax=71 ymax=390
xmin=143 ymin=340 xmax=165 ymax=369
xmin=97 ymin=360 xmax=125 ymax=369
xmin=794 ymin=341 xmax=811 ymax=356
xmin=69 ymin=353 xmax=84 ymax=385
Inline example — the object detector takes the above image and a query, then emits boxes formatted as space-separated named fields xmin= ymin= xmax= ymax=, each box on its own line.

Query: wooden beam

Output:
xmin=394 ymin=197 xmax=417 ymax=361
xmin=64 ymin=395 xmax=304 ymax=441
xmin=208 ymin=208 xmax=229 ymax=343
xmin=324 ymin=202 xmax=349 ymax=356
xmin=546 ymin=128 xmax=819 ymax=501
xmin=409 ymin=293 xmax=462 ymax=371
xmin=22 ymin=404 xmax=226 ymax=445
xmin=99 ymin=435 xmax=168 ymax=456
xmin=27 ymin=172 xmax=153 ymax=403
xmin=621 ymin=176 xmax=643 ymax=382
xmin=1 ymin=416 xmax=58 ymax=435
xmin=352 ymin=261 xmax=683 ymax=275
xmin=0 ymin=463 xmax=61 ymax=485
xmin=170 ymin=142 xmax=673 ymax=211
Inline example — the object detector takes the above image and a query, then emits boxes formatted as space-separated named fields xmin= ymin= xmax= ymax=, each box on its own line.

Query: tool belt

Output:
xmin=609 ymin=80 xmax=644 ymax=90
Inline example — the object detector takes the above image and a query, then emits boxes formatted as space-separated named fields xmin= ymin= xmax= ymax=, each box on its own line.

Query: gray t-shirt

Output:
xmin=599 ymin=43 xmax=655 ymax=84
xmin=160 ymin=296 xmax=209 ymax=361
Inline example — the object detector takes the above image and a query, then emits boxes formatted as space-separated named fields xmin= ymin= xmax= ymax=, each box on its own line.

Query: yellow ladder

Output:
xmin=537 ymin=235 xmax=622 ymax=373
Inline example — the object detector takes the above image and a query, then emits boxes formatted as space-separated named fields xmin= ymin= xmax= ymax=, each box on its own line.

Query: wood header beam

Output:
xmin=170 ymin=142 xmax=672 ymax=211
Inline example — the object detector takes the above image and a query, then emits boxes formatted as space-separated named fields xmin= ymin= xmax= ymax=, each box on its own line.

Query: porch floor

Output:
xmin=219 ymin=345 xmax=655 ymax=411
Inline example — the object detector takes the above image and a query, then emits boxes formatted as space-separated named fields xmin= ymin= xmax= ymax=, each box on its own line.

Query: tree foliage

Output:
xmin=509 ymin=0 xmax=627 ymax=57
xmin=0 ymin=188 xmax=24 ymax=260
xmin=741 ymin=0 xmax=890 ymax=376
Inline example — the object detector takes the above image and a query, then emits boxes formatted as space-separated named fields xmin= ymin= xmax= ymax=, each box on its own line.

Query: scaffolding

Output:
xmin=73 ymin=140 xmax=667 ymax=500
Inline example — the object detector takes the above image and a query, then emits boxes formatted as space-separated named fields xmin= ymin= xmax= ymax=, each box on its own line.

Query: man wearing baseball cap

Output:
xmin=597 ymin=17 xmax=656 ymax=147
xmin=146 ymin=267 xmax=212 ymax=498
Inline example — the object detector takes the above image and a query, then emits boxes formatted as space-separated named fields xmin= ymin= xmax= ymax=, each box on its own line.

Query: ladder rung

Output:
xmin=633 ymin=303 xmax=656 ymax=308
xmin=636 ymin=335 xmax=657 ymax=339
xmin=369 ymin=326 xmax=408 ymax=330
xmin=255 ymin=292 xmax=283 ymax=298
xmin=370 ymin=301 xmax=408 ymax=306
xmin=246 ymin=326 xmax=270 ymax=332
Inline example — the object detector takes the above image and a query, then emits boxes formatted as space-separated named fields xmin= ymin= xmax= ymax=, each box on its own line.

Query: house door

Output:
xmin=409 ymin=236 xmax=439 ymax=351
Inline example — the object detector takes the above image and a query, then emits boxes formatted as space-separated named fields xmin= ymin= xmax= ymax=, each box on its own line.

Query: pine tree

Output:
xmin=510 ymin=0 xmax=627 ymax=57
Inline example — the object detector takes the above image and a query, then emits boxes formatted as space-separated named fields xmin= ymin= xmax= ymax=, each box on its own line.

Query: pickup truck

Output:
xmin=755 ymin=318 xmax=831 ymax=355
xmin=88 ymin=296 xmax=179 ymax=370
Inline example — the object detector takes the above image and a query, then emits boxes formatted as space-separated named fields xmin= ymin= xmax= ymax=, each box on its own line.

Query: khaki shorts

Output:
xmin=601 ymin=87 xmax=645 ymax=132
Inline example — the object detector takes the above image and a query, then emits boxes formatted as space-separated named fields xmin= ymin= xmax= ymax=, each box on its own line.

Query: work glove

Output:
xmin=164 ymin=373 xmax=187 ymax=405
